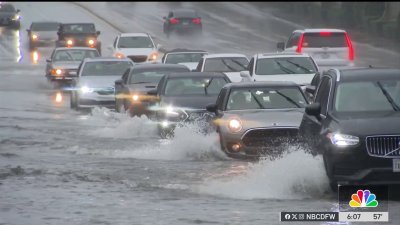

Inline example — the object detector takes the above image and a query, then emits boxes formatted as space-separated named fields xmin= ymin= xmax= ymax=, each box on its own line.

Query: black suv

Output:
xmin=300 ymin=68 xmax=400 ymax=191
xmin=56 ymin=23 xmax=101 ymax=54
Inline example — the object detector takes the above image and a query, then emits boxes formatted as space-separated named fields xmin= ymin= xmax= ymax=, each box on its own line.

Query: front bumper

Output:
xmin=325 ymin=145 xmax=400 ymax=184
xmin=78 ymin=92 xmax=115 ymax=108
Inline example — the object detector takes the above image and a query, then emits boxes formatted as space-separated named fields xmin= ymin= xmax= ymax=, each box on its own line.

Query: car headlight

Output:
xmin=228 ymin=118 xmax=242 ymax=133
xmin=66 ymin=39 xmax=74 ymax=46
xmin=165 ymin=106 xmax=179 ymax=116
xmin=148 ymin=52 xmax=158 ymax=61
xmin=115 ymin=52 xmax=125 ymax=59
xmin=132 ymin=94 xmax=139 ymax=101
xmin=31 ymin=34 xmax=38 ymax=40
xmin=12 ymin=14 xmax=20 ymax=20
xmin=51 ymin=69 xmax=64 ymax=76
xmin=327 ymin=133 xmax=359 ymax=147
xmin=87 ymin=39 xmax=95 ymax=46
xmin=81 ymin=86 xmax=94 ymax=94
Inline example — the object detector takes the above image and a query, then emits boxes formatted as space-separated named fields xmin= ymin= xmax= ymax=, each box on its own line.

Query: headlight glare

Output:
xmin=87 ymin=39 xmax=95 ymax=45
xmin=81 ymin=86 xmax=94 ymax=93
xmin=327 ymin=133 xmax=359 ymax=147
xmin=165 ymin=106 xmax=179 ymax=116
xmin=66 ymin=39 xmax=73 ymax=46
xmin=149 ymin=52 xmax=158 ymax=61
xmin=115 ymin=52 xmax=125 ymax=59
xmin=132 ymin=94 xmax=139 ymax=101
xmin=32 ymin=34 xmax=38 ymax=40
xmin=228 ymin=118 xmax=242 ymax=133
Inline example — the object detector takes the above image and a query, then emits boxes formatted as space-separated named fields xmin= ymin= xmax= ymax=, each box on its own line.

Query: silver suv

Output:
xmin=277 ymin=29 xmax=355 ymax=67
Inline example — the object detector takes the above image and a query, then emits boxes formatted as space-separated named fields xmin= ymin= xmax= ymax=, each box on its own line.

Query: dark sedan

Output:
xmin=0 ymin=3 xmax=20 ymax=29
xmin=300 ymin=68 xmax=400 ymax=191
xmin=162 ymin=9 xmax=202 ymax=37
xmin=147 ymin=72 xmax=231 ymax=138
xmin=27 ymin=21 xmax=60 ymax=50
xmin=207 ymin=82 xmax=308 ymax=160
xmin=114 ymin=64 xmax=190 ymax=117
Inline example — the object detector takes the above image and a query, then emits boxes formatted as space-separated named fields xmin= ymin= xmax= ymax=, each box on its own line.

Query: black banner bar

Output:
xmin=280 ymin=212 xmax=339 ymax=222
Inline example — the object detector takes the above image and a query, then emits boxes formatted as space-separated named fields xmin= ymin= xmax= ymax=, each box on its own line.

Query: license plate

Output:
xmin=182 ymin=22 xmax=189 ymax=25
xmin=393 ymin=159 xmax=400 ymax=172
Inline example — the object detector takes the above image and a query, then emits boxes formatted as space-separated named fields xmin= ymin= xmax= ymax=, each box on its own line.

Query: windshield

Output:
xmin=53 ymin=49 xmax=99 ymax=62
xmin=255 ymin=57 xmax=317 ymax=75
xmin=203 ymin=57 xmax=249 ymax=72
xmin=118 ymin=36 xmax=154 ymax=48
xmin=129 ymin=67 xmax=188 ymax=84
xmin=174 ymin=10 xmax=198 ymax=18
xmin=335 ymin=80 xmax=400 ymax=112
xmin=165 ymin=53 xmax=206 ymax=64
xmin=164 ymin=77 xmax=228 ymax=96
xmin=226 ymin=87 xmax=307 ymax=110
xmin=31 ymin=22 xmax=60 ymax=31
xmin=0 ymin=4 xmax=15 ymax=12
xmin=81 ymin=61 xmax=132 ymax=76
xmin=303 ymin=32 xmax=348 ymax=48
xmin=62 ymin=24 xmax=95 ymax=33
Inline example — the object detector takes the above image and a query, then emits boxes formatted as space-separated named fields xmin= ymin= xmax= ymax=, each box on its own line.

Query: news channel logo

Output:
xmin=339 ymin=185 xmax=388 ymax=212
xmin=349 ymin=189 xmax=378 ymax=207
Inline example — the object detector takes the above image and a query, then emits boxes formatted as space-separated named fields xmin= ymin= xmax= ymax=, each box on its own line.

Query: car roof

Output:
xmin=164 ymin=48 xmax=207 ymax=54
xmin=54 ymin=47 xmax=98 ymax=51
xmin=60 ymin=23 xmax=95 ymax=26
xmin=82 ymin=57 xmax=133 ymax=62
xmin=331 ymin=68 xmax=400 ymax=82
xmin=132 ymin=63 xmax=189 ymax=70
xmin=224 ymin=81 xmax=300 ymax=89
xmin=120 ymin=33 xmax=150 ymax=37
xmin=204 ymin=53 xmax=248 ymax=59
xmin=165 ymin=72 xmax=228 ymax=78
xmin=31 ymin=21 xmax=60 ymax=24
xmin=256 ymin=52 xmax=310 ymax=59
xmin=297 ymin=28 xmax=346 ymax=33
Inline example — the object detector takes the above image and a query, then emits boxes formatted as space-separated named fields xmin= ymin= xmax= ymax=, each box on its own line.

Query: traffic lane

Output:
xmin=92 ymin=2 xmax=400 ymax=67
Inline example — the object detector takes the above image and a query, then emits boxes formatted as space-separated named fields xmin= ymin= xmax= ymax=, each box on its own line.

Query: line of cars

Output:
xmin=21 ymin=3 xmax=399 ymax=191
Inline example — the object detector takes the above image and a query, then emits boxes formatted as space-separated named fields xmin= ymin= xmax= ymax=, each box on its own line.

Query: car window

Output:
xmin=164 ymin=53 xmax=206 ymax=64
xmin=286 ymin=32 xmax=301 ymax=48
xmin=226 ymin=87 xmax=307 ymax=110
xmin=129 ymin=67 xmax=189 ymax=84
xmin=62 ymin=24 xmax=95 ymax=33
xmin=173 ymin=10 xmax=197 ymax=18
xmin=164 ymin=77 xmax=228 ymax=96
xmin=255 ymin=57 xmax=317 ymax=75
xmin=31 ymin=23 xmax=60 ymax=31
xmin=302 ymin=32 xmax=348 ymax=48
xmin=0 ymin=4 xmax=15 ymax=12
xmin=314 ymin=76 xmax=331 ymax=115
xmin=53 ymin=50 xmax=99 ymax=62
xmin=81 ymin=61 xmax=133 ymax=76
xmin=216 ymin=88 xmax=228 ymax=111
xmin=118 ymin=36 xmax=154 ymax=48
xmin=335 ymin=80 xmax=400 ymax=112
xmin=203 ymin=57 xmax=249 ymax=72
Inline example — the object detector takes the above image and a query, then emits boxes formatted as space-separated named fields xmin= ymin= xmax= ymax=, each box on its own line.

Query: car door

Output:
xmin=299 ymin=75 xmax=332 ymax=154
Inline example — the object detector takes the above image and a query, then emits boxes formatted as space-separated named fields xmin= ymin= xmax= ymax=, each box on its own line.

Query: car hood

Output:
xmin=332 ymin=112 xmax=400 ymax=136
xmin=32 ymin=31 xmax=58 ymax=40
xmin=253 ymin=73 xmax=315 ymax=85
xmin=223 ymin=72 xmax=242 ymax=82
xmin=161 ymin=95 xmax=218 ymax=110
xmin=0 ymin=12 xmax=16 ymax=17
xmin=78 ymin=75 xmax=121 ymax=88
xmin=51 ymin=61 xmax=81 ymax=69
xmin=177 ymin=62 xmax=197 ymax=70
xmin=117 ymin=48 xmax=155 ymax=56
xmin=127 ymin=83 xmax=158 ymax=93
xmin=222 ymin=108 xmax=304 ymax=129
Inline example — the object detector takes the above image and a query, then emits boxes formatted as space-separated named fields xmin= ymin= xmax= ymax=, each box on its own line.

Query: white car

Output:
xmin=70 ymin=57 xmax=134 ymax=110
xmin=161 ymin=48 xmax=208 ymax=71
xmin=277 ymin=28 xmax=355 ymax=67
xmin=111 ymin=33 xmax=162 ymax=63
xmin=195 ymin=53 xmax=249 ymax=82
xmin=240 ymin=53 xmax=319 ymax=87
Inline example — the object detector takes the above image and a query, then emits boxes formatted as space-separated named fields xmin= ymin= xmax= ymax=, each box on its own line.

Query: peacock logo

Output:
xmin=349 ymin=190 xmax=378 ymax=207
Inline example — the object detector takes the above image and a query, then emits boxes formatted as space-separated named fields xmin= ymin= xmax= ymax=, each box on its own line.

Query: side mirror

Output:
xmin=277 ymin=42 xmax=285 ymax=51
xmin=147 ymin=89 xmax=158 ymax=95
xmin=96 ymin=31 xmax=101 ymax=36
xmin=46 ymin=59 xmax=51 ymax=63
xmin=305 ymin=85 xmax=316 ymax=95
xmin=305 ymin=103 xmax=321 ymax=118
xmin=240 ymin=70 xmax=251 ymax=78
xmin=206 ymin=103 xmax=217 ymax=113
xmin=115 ymin=79 xmax=123 ymax=86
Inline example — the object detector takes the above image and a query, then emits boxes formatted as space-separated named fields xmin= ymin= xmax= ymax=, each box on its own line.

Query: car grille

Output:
xmin=96 ymin=87 xmax=115 ymax=95
xmin=127 ymin=55 xmax=147 ymax=63
xmin=64 ymin=69 xmax=78 ymax=77
xmin=242 ymin=128 xmax=299 ymax=147
xmin=366 ymin=135 xmax=400 ymax=158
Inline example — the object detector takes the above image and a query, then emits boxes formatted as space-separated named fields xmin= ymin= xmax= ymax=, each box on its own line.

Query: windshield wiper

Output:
xmin=275 ymin=61 xmax=295 ymax=74
xmin=231 ymin=59 xmax=248 ymax=70
xmin=221 ymin=59 xmax=238 ymax=72
xmin=377 ymin=81 xmax=400 ymax=111
xmin=131 ymin=81 xmax=151 ymax=84
xmin=275 ymin=90 xmax=302 ymax=108
xmin=285 ymin=60 xmax=313 ymax=73
xmin=250 ymin=91 xmax=265 ymax=109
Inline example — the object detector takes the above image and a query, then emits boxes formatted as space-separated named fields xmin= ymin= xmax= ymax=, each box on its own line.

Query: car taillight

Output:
xmin=319 ymin=31 xmax=331 ymax=36
xmin=345 ymin=33 xmax=354 ymax=61
xmin=296 ymin=33 xmax=305 ymax=53
xmin=192 ymin=18 xmax=201 ymax=24
xmin=170 ymin=18 xmax=180 ymax=24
